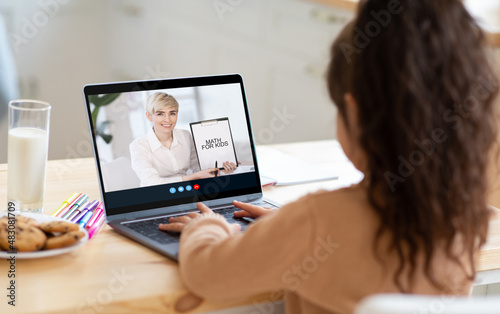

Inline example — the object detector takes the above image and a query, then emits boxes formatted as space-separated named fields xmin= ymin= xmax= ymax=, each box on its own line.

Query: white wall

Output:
xmin=0 ymin=0 xmax=111 ymax=162
xmin=0 ymin=0 xmax=352 ymax=163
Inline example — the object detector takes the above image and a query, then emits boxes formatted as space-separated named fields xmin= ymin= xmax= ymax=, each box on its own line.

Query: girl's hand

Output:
xmin=232 ymin=200 xmax=276 ymax=219
xmin=158 ymin=203 xmax=241 ymax=234
xmin=221 ymin=161 xmax=238 ymax=174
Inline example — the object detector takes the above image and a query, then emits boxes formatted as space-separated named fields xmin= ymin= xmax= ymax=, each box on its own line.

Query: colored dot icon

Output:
xmin=178 ymin=186 xmax=184 ymax=192
xmin=186 ymin=185 xmax=192 ymax=191
xmin=193 ymin=184 xmax=200 ymax=190
xmin=169 ymin=187 xmax=176 ymax=194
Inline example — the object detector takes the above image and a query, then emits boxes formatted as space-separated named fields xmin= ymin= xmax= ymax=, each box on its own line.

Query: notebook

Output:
xmin=257 ymin=146 xmax=339 ymax=186
xmin=83 ymin=74 xmax=280 ymax=261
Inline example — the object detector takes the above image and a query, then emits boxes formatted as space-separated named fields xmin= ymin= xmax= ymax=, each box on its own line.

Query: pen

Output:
xmin=52 ymin=192 xmax=80 ymax=217
xmin=86 ymin=202 xmax=103 ymax=229
xmin=78 ymin=211 xmax=94 ymax=228
xmin=56 ymin=193 xmax=83 ymax=218
xmin=62 ymin=194 xmax=88 ymax=220
xmin=71 ymin=200 xmax=100 ymax=223
xmin=215 ymin=161 xmax=218 ymax=177
xmin=67 ymin=201 xmax=88 ymax=222
xmin=88 ymin=214 xmax=106 ymax=239
xmin=62 ymin=194 xmax=88 ymax=219
xmin=87 ymin=211 xmax=103 ymax=230
xmin=86 ymin=208 xmax=103 ymax=230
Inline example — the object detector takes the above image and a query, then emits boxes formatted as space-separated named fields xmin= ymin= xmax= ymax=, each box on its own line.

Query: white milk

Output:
xmin=8 ymin=127 xmax=49 ymax=209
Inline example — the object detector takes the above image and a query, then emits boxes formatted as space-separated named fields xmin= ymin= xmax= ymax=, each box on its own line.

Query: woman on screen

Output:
xmin=130 ymin=92 xmax=237 ymax=187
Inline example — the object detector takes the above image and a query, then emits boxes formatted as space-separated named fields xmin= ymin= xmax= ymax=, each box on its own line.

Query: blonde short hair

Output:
xmin=145 ymin=92 xmax=179 ymax=115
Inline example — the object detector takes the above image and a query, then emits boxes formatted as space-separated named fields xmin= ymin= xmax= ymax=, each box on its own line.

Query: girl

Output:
xmin=159 ymin=0 xmax=499 ymax=313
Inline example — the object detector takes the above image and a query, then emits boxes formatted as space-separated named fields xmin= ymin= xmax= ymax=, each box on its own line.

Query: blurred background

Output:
xmin=0 ymin=0 xmax=498 ymax=164
xmin=0 ymin=0 xmax=355 ymax=163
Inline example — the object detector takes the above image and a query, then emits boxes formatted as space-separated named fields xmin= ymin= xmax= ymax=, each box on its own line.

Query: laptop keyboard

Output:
xmin=123 ymin=201 xmax=278 ymax=245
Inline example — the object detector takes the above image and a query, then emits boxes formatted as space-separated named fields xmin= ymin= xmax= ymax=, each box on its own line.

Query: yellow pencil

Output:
xmin=51 ymin=192 xmax=80 ymax=216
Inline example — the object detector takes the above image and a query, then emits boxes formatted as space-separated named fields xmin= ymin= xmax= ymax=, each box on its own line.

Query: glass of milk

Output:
xmin=8 ymin=100 xmax=51 ymax=213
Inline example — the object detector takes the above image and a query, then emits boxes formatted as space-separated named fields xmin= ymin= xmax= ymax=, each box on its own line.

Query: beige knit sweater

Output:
xmin=178 ymin=183 xmax=472 ymax=314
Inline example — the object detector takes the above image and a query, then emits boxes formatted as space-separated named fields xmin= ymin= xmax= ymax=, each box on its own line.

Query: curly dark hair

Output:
xmin=328 ymin=0 xmax=499 ymax=292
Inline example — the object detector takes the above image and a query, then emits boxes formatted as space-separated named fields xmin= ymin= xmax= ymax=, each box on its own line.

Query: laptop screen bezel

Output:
xmin=83 ymin=74 xmax=264 ymax=219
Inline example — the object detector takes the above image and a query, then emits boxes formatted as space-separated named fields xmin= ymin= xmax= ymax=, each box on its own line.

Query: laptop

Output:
xmin=83 ymin=74 xmax=280 ymax=261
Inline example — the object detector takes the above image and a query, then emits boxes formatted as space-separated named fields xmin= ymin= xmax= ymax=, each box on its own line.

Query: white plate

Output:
xmin=0 ymin=212 xmax=89 ymax=259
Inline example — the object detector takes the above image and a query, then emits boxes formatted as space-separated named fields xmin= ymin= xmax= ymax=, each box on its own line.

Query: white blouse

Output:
xmin=129 ymin=128 xmax=200 ymax=187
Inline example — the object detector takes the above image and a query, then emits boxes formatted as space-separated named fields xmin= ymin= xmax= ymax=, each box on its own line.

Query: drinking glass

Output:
xmin=7 ymin=100 xmax=51 ymax=213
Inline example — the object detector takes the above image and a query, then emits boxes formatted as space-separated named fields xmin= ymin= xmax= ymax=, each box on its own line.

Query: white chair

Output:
xmin=100 ymin=157 xmax=140 ymax=192
xmin=355 ymin=294 xmax=500 ymax=314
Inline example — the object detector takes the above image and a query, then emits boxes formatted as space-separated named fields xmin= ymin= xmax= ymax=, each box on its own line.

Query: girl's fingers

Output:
xmin=169 ymin=216 xmax=191 ymax=224
xmin=232 ymin=200 xmax=270 ymax=218
xmin=158 ymin=222 xmax=184 ymax=232
xmin=230 ymin=223 xmax=241 ymax=235
xmin=233 ymin=210 xmax=254 ymax=218
xmin=197 ymin=202 xmax=214 ymax=214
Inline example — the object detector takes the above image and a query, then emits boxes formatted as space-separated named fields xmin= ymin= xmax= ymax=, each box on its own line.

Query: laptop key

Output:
xmin=251 ymin=201 xmax=279 ymax=209
xmin=124 ymin=203 xmax=267 ymax=243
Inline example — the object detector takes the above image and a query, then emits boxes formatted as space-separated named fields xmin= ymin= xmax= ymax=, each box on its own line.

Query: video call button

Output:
xmin=178 ymin=186 xmax=184 ymax=192
xmin=186 ymin=185 xmax=192 ymax=191
xmin=169 ymin=187 xmax=176 ymax=194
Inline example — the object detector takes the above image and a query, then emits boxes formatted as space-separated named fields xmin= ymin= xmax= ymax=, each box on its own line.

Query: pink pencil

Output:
xmin=86 ymin=209 xmax=103 ymax=230
xmin=88 ymin=214 xmax=106 ymax=239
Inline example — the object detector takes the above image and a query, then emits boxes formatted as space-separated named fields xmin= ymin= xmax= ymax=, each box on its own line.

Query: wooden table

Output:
xmin=1 ymin=140 xmax=500 ymax=313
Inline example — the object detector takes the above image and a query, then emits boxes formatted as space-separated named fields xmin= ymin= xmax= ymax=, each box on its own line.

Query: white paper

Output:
xmin=256 ymin=146 xmax=339 ymax=185
xmin=191 ymin=118 xmax=237 ymax=170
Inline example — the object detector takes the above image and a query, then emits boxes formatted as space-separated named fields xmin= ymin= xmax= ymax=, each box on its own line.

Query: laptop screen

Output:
xmin=84 ymin=74 xmax=262 ymax=217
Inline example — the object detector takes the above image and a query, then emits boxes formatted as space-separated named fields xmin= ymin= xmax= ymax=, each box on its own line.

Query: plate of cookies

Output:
xmin=0 ymin=212 xmax=88 ymax=259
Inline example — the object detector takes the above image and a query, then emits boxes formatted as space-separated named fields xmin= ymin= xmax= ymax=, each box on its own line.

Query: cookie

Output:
xmin=0 ymin=218 xmax=10 ymax=249
xmin=0 ymin=215 xmax=39 ymax=228
xmin=0 ymin=222 xmax=7 ymax=251
xmin=15 ymin=215 xmax=40 ymax=228
xmin=0 ymin=217 xmax=7 ymax=229
xmin=44 ymin=230 xmax=85 ymax=250
xmin=0 ymin=221 xmax=47 ymax=252
xmin=40 ymin=221 xmax=79 ymax=233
